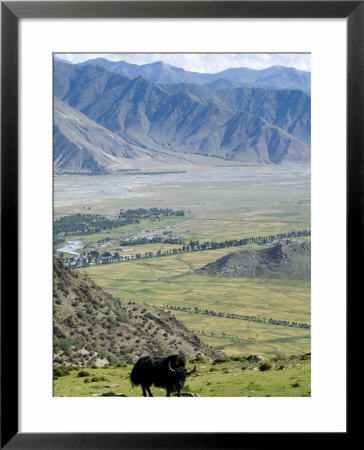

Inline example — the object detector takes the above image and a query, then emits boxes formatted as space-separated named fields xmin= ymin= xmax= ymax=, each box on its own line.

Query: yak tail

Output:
xmin=129 ymin=366 xmax=141 ymax=387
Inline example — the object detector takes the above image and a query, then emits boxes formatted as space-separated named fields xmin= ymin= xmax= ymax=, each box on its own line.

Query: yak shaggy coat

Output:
xmin=130 ymin=354 xmax=195 ymax=397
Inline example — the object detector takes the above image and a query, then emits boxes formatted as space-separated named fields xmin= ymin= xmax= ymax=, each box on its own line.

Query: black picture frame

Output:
xmin=1 ymin=1 xmax=357 ymax=448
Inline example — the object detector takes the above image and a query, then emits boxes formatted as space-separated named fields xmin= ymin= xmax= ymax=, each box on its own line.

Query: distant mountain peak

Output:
xmin=150 ymin=60 xmax=169 ymax=67
xmin=54 ymin=56 xmax=72 ymax=64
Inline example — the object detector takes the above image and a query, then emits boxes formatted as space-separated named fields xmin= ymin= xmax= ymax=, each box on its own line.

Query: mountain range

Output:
xmin=54 ymin=59 xmax=311 ymax=174
xmin=75 ymin=57 xmax=311 ymax=95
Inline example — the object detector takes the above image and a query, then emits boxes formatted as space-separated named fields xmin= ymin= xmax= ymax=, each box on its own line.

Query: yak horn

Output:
xmin=168 ymin=361 xmax=177 ymax=372
xmin=186 ymin=365 xmax=197 ymax=376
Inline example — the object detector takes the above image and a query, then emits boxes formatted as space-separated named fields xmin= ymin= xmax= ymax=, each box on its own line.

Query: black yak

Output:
xmin=130 ymin=354 xmax=196 ymax=397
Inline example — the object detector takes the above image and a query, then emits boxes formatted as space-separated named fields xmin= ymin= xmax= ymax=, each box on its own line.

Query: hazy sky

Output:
xmin=56 ymin=53 xmax=311 ymax=73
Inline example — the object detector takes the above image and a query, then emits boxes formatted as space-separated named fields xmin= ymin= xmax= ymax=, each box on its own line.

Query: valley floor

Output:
xmin=54 ymin=164 xmax=311 ymax=358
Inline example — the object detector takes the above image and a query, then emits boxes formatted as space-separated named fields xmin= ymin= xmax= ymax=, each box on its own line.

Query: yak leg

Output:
xmin=142 ymin=386 xmax=147 ymax=397
xmin=177 ymin=388 xmax=181 ymax=397
xmin=166 ymin=389 xmax=171 ymax=397
xmin=146 ymin=386 xmax=153 ymax=397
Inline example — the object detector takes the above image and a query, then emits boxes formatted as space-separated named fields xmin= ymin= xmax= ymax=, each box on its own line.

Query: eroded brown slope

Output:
xmin=54 ymin=258 xmax=223 ymax=366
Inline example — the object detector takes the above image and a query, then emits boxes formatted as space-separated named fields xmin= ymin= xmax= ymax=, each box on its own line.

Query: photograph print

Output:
xmin=53 ymin=53 xmax=311 ymax=397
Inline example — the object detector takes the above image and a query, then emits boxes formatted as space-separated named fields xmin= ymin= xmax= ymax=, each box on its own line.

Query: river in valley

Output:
xmin=56 ymin=240 xmax=84 ymax=256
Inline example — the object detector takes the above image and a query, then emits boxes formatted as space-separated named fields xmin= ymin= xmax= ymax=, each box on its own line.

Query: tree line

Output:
xmin=60 ymin=229 xmax=311 ymax=268
xmin=164 ymin=304 xmax=310 ymax=329
xmin=183 ymin=230 xmax=310 ymax=252
xmin=120 ymin=230 xmax=311 ymax=257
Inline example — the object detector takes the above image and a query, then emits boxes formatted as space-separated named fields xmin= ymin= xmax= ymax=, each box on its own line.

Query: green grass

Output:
xmin=53 ymin=354 xmax=311 ymax=397
xmin=174 ymin=214 xmax=310 ymax=244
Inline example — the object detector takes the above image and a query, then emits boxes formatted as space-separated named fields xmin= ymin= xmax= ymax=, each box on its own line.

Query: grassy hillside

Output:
xmin=54 ymin=258 xmax=223 ymax=367
xmin=54 ymin=353 xmax=311 ymax=397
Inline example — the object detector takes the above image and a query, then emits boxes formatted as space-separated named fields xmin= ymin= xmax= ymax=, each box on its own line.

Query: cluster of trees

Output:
xmin=164 ymin=304 xmax=310 ymax=330
xmin=54 ymin=208 xmax=185 ymax=236
xmin=119 ymin=235 xmax=185 ymax=246
xmin=119 ymin=207 xmax=184 ymax=220
xmin=54 ymin=213 xmax=139 ymax=236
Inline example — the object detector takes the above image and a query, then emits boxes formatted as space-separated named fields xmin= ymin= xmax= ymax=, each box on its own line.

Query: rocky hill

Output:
xmin=195 ymin=240 xmax=311 ymax=280
xmin=53 ymin=258 xmax=223 ymax=366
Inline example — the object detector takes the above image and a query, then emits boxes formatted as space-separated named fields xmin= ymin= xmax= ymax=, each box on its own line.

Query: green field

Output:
xmin=81 ymin=247 xmax=310 ymax=356
xmin=54 ymin=354 xmax=311 ymax=397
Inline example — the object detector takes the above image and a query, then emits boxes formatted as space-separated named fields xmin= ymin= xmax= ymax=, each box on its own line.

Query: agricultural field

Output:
xmin=53 ymin=354 xmax=311 ymax=397
xmin=55 ymin=164 xmax=311 ymax=358
xmin=80 ymin=248 xmax=310 ymax=356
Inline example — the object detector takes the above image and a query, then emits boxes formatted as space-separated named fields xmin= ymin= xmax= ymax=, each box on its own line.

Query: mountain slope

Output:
xmin=195 ymin=240 xmax=311 ymax=279
xmin=54 ymin=258 xmax=223 ymax=366
xmin=221 ymin=112 xmax=309 ymax=163
xmin=54 ymin=98 xmax=156 ymax=174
